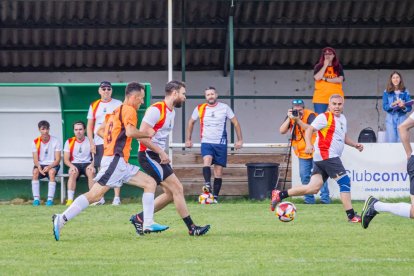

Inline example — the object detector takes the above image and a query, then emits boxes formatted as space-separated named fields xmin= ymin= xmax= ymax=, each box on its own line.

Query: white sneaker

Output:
xmin=52 ymin=214 xmax=64 ymax=241
xmin=112 ymin=197 xmax=121 ymax=206
xmin=91 ymin=197 xmax=105 ymax=206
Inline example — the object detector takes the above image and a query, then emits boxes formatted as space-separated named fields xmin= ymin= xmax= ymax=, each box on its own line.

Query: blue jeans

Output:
xmin=314 ymin=103 xmax=328 ymax=114
xmin=299 ymin=158 xmax=330 ymax=204
xmin=385 ymin=113 xmax=407 ymax=143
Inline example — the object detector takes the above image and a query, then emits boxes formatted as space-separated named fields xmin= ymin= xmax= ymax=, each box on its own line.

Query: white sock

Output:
xmin=142 ymin=192 xmax=155 ymax=227
xmin=113 ymin=196 xmax=120 ymax=202
xmin=62 ymin=194 xmax=90 ymax=221
xmin=374 ymin=201 xmax=411 ymax=218
xmin=47 ymin=182 xmax=56 ymax=200
xmin=68 ymin=190 xmax=75 ymax=200
xmin=31 ymin=180 xmax=40 ymax=200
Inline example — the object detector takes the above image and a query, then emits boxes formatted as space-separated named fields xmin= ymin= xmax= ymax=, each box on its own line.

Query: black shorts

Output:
xmin=72 ymin=163 xmax=92 ymax=180
xmin=407 ymin=156 xmax=414 ymax=195
xmin=33 ymin=164 xmax=61 ymax=180
xmin=138 ymin=151 xmax=174 ymax=185
xmin=312 ymin=157 xmax=347 ymax=183
xmin=94 ymin=144 xmax=104 ymax=168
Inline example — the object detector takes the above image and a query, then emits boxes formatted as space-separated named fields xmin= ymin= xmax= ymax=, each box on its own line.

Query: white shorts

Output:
xmin=94 ymin=155 xmax=140 ymax=188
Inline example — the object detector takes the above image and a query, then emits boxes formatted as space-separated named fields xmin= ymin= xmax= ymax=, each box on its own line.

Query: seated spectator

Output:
xmin=382 ymin=71 xmax=411 ymax=142
xmin=31 ymin=120 xmax=61 ymax=206
xmin=63 ymin=121 xmax=95 ymax=206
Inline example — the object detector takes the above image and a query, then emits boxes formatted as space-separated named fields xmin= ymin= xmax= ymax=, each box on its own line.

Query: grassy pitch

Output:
xmin=1 ymin=201 xmax=413 ymax=275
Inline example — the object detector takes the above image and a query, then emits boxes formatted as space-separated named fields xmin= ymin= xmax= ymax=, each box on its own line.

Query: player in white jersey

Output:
xmin=186 ymin=86 xmax=243 ymax=202
xmin=87 ymin=81 xmax=122 ymax=205
xmin=130 ymin=80 xmax=211 ymax=236
xmin=63 ymin=121 xmax=94 ymax=206
xmin=271 ymin=95 xmax=364 ymax=223
xmin=361 ymin=111 xmax=414 ymax=228
xmin=31 ymin=120 xmax=62 ymax=206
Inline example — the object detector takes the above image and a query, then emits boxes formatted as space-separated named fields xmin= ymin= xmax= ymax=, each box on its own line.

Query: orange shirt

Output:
xmin=313 ymin=65 xmax=344 ymax=104
xmin=103 ymin=104 xmax=137 ymax=162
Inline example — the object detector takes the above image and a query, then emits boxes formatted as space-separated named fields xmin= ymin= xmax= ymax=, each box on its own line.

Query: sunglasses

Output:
xmin=101 ymin=87 xmax=112 ymax=91
xmin=292 ymin=99 xmax=304 ymax=105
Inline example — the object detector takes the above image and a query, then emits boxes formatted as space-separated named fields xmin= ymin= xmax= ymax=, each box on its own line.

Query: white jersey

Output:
xmin=139 ymin=101 xmax=175 ymax=152
xmin=191 ymin=102 xmax=235 ymax=144
xmin=311 ymin=112 xmax=347 ymax=161
xmin=31 ymin=136 xmax=62 ymax=165
xmin=87 ymin=98 xmax=122 ymax=146
xmin=63 ymin=137 xmax=92 ymax=164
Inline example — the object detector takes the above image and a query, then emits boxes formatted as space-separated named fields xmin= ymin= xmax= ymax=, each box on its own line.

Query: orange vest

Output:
xmin=290 ymin=109 xmax=316 ymax=159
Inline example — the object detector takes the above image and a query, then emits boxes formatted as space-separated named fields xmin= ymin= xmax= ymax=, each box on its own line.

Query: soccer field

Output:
xmin=1 ymin=201 xmax=413 ymax=275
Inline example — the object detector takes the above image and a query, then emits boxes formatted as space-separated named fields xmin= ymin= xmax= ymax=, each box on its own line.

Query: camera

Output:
xmin=291 ymin=108 xmax=299 ymax=117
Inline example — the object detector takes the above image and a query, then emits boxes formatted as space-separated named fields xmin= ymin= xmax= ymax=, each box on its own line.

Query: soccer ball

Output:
xmin=198 ymin=192 xmax=214 ymax=204
xmin=275 ymin=202 xmax=297 ymax=222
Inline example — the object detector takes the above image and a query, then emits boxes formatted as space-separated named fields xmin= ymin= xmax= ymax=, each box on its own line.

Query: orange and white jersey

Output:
xmin=63 ymin=137 xmax=92 ymax=164
xmin=191 ymin=102 xmax=235 ymax=144
xmin=31 ymin=136 xmax=62 ymax=165
xmin=87 ymin=98 xmax=122 ymax=146
xmin=311 ymin=112 xmax=347 ymax=161
xmin=139 ymin=101 xmax=175 ymax=152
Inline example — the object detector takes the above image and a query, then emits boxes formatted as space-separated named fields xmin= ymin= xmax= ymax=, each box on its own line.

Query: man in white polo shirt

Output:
xmin=63 ymin=121 xmax=94 ymax=206
xmin=186 ymin=86 xmax=243 ymax=203
xmin=87 ymin=81 xmax=122 ymax=205
xmin=31 ymin=120 xmax=61 ymax=206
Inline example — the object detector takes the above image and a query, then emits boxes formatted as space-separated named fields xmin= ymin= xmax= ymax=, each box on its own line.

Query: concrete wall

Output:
xmin=0 ymin=69 xmax=413 ymax=147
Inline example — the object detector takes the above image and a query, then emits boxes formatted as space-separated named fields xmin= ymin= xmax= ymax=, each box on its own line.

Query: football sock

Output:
xmin=213 ymin=178 xmax=222 ymax=197
xmin=203 ymin=166 xmax=211 ymax=184
xmin=142 ymin=192 xmax=155 ymax=227
xmin=345 ymin=208 xmax=355 ymax=219
xmin=31 ymin=180 xmax=40 ymax=200
xmin=47 ymin=182 xmax=56 ymax=200
xmin=183 ymin=216 xmax=195 ymax=230
xmin=62 ymin=194 xmax=89 ymax=221
xmin=280 ymin=191 xmax=289 ymax=200
xmin=374 ymin=202 xmax=411 ymax=218
xmin=68 ymin=190 xmax=75 ymax=200
xmin=136 ymin=212 xmax=144 ymax=223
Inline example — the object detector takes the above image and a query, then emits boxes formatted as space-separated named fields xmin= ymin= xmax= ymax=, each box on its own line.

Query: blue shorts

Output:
xmin=201 ymin=143 xmax=227 ymax=167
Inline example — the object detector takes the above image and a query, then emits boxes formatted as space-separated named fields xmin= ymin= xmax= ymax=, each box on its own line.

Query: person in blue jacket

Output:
xmin=383 ymin=71 xmax=411 ymax=142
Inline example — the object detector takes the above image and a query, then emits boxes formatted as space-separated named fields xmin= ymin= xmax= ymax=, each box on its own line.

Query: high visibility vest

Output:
xmin=290 ymin=109 xmax=316 ymax=159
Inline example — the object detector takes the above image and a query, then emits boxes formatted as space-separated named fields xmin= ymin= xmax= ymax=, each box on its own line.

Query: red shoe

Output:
xmin=270 ymin=189 xmax=281 ymax=211
xmin=348 ymin=214 xmax=362 ymax=223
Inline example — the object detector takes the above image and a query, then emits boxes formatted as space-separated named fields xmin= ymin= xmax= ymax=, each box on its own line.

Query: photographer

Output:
xmin=279 ymin=99 xmax=330 ymax=204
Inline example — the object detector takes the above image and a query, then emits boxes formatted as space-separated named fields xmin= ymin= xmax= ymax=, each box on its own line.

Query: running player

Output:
xmin=185 ymin=86 xmax=243 ymax=202
xmin=130 ymin=80 xmax=211 ymax=236
xmin=63 ymin=121 xmax=94 ymax=206
xmin=87 ymin=81 xmax=122 ymax=205
xmin=31 ymin=120 xmax=61 ymax=206
xmin=361 ymin=112 xmax=414 ymax=228
xmin=271 ymin=94 xmax=363 ymax=223
xmin=52 ymin=82 xmax=168 ymax=241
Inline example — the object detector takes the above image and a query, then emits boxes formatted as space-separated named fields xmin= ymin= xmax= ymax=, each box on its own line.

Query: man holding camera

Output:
xmin=279 ymin=99 xmax=330 ymax=204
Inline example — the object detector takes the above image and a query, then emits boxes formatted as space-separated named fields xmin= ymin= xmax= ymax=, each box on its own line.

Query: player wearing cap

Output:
xmin=87 ymin=81 xmax=122 ymax=205
xmin=279 ymin=99 xmax=330 ymax=204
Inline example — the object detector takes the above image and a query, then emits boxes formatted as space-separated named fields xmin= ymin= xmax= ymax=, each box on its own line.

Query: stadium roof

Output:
xmin=0 ymin=0 xmax=413 ymax=72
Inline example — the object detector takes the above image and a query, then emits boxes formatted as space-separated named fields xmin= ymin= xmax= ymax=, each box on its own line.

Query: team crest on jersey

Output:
xmin=211 ymin=111 xmax=215 ymax=117
xmin=79 ymin=146 xmax=82 ymax=154
xmin=103 ymin=108 xmax=107 ymax=113
xmin=45 ymin=148 xmax=48 ymax=156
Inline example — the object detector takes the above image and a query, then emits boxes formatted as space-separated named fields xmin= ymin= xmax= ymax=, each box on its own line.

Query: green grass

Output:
xmin=1 ymin=201 xmax=413 ymax=275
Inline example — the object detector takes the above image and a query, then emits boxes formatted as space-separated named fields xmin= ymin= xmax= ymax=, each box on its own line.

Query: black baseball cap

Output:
xmin=99 ymin=81 xmax=112 ymax=88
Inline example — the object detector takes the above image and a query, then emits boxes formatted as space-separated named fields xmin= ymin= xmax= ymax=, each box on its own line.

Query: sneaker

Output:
xmin=270 ymin=189 xmax=281 ymax=211
xmin=112 ymin=197 xmax=121 ymax=206
xmin=52 ymin=214 xmax=63 ymax=241
xmin=91 ymin=198 xmax=105 ymax=206
xmin=189 ymin=224 xmax=210 ymax=236
xmin=130 ymin=215 xmax=144 ymax=236
xmin=66 ymin=199 xmax=73 ymax=206
xmin=144 ymin=223 xmax=169 ymax=234
xmin=202 ymin=183 xmax=212 ymax=193
xmin=46 ymin=200 xmax=54 ymax=206
xmin=348 ymin=213 xmax=362 ymax=223
xmin=33 ymin=199 xmax=40 ymax=206
xmin=361 ymin=196 xmax=379 ymax=229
